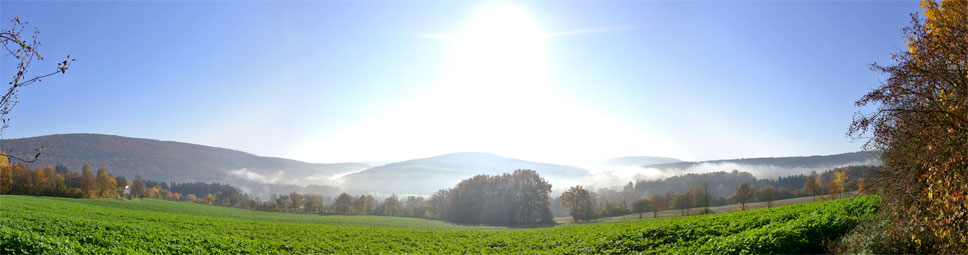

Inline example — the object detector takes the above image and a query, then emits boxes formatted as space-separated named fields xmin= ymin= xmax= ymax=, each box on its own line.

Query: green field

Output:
xmin=1 ymin=195 xmax=880 ymax=254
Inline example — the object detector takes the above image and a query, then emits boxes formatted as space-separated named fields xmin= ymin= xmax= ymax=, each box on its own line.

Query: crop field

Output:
xmin=1 ymin=195 xmax=880 ymax=254
xmin=570 ymin=192 xmax=861 ymax=223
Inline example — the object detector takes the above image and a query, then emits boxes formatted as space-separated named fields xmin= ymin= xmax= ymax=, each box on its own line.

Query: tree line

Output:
xmin=1 ymin=161 xmax=127 ymax=199
xmin=0 ymin=157 xmax=874 ymax=227
xmin=1 ymin=161 xmax=556 ymax=227
xmin=555 ymin=166 xmax=876 ymax=222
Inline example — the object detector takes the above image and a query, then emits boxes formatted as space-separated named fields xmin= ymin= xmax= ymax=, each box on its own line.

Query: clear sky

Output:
xmin=1 ymin=0 xmax=919 ymax=164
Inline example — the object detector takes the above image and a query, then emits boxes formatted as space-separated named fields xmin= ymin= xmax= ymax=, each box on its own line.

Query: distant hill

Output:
xmin=0 ymin=133 xmax=883 ymax=198
xmin=599 ymin=156 xmax=682 ymax=167
xmin=641 ymin=151 xmax=882 ymax=179
xmin=0 ymin=134 xmax=369 ymax=198
xmin=341 ymin=152 xmax=591 ymax=195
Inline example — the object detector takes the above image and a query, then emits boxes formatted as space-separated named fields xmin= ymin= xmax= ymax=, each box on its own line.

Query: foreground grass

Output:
xmin=0 ymin=195 xmax=879 ymax=254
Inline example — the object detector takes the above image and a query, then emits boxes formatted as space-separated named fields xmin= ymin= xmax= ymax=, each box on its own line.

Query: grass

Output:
xmin=0 ymin=194 xmax=880 ymax=254
xmin=558 ymin=192 xmax=859 ymax=223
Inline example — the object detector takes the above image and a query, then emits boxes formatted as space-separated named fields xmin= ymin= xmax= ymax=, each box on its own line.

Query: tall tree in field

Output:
xmin=648 ymin=195 xmax=665 ymax=218
xmin=114 ymin=176 xmax=127 ymax=196
xmin=848 ymin=0 xmax=967 ymax=251
xmin=129 ymin=179 xmax=147 ymax=199
xmin=686 ymin=186 xmax=704 ymax=215
xmin=382 ymin=196 xmax=401 ymax=217
xmin=79 ymin=163 xmax=96 ymax=198
xmin=803 ymin=176 xmax=820 ymax=202
xmin=672 ymin=193 xmax=688 ymax=216
xmin=509 ymin=169 xmax=553 ymax=224
xmin=700 ymin=180 xmax=711 ymax=213
xmin=757 ymin=185 xmax=777 ymax=208
xmin=730 ymin=182 xmax=755 ymax=210
xmin=560 ymin=185 xmax=593 ymax=222
xmin=304 ymin=194 xmax=325 ymax=214
xmin=632 ymin=198 xmax=649 ymax=219
xmin=826 ymin=179 xmax=840 ymax=200
xmin=288 ymin=192 xmax=304 ymax=212
xmin=333 ymin=193 xmax=356 ymax=215
xmin=833 ymin=171 xmax=847 ymax=198
xmin=95 ymin=167 xmax=117 ymax=198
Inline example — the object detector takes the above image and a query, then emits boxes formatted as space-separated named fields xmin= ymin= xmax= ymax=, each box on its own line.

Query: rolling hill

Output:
xmin=640 ymin=151 xmax=882 ymax=179
xmin=1 ymin=133 xmax=883 ymax=197
xmin=0 ymin=134 xmax=369 ymax=197
xmin=341 ymin=152 xmax=591 ymax=195
xmin=599 ymin=156 xmax=682 ymax=167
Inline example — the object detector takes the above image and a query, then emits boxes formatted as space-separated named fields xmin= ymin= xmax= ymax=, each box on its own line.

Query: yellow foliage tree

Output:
xmin=849 ymin=0 xmax=967 ymax=251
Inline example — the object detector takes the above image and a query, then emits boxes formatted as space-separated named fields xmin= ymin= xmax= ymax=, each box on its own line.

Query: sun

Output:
xmin=294 ymin=3 xmax=670 ymax=164
xmin=444 ymin=3 xmax=548 ymax=99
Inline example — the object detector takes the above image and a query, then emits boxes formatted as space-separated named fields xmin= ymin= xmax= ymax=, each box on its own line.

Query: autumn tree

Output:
xmin=381 ymin=195 xmax=401 ymax=216
xmin=200 ymin=194 xmax=216 ymax=205
xmin=757 ymin=185 xmax=777 ymax=208
xmin=358 ymin=195 xmax=378 ymax=215
xmin=288 ymin=192 xmax=304 ymax=212
xmin=730 ymin=182 xmax=755 ymax=210
xmin=632 ymin=198 xmax=649 ymax=219
xmin=114 ymin=176 xmax=127 ymax=195
xmin=833 ymin=170 xmax=848 ymax=198
xmin=95 ymin=166 xmax=118 ymax=198
xmin=304 ymin=194 xmax=325 ymax=214
xmin=333 ymin=192 xmax=356 ymax=215
xmin=129 ymin=179 xmax=147 ymax=199
xmin=672 ymin=193 xmax=689 ymax=216
xmin=560 ymin=185 xmax=593 ymax=222
xmin=803 ymin=176 xmax=820 ymax=202
xmin=686 ymin=186 xmax=705 ymax=215
xmin=79 ymin=163 xmax=96 ymax=198
xmin=848 ymin=0 xmax=967 ymax=251
xmin=700 ymin=181 xmax=712 ymax=213
xmin=648 ymin=195 xmax=665 ymax=218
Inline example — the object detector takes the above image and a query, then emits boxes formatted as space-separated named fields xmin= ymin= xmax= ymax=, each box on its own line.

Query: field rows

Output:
xmin=0 ymin=195 xmax=879 ymax=254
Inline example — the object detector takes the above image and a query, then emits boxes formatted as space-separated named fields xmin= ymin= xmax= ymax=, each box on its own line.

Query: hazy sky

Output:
xmin=1 ymin=1 xmax=919 ymax=164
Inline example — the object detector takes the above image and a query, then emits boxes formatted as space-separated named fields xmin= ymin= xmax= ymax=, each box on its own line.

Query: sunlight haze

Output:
xmin=0 ymin=1 xmax=918 ymax=163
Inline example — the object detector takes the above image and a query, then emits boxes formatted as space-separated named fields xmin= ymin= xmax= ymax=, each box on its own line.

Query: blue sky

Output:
xmin=1 ymin=1 xmax=919 ymax=164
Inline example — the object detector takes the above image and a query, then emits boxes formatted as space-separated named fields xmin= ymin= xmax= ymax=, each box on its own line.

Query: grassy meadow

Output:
xmin=1 ymin=195 xmax=879 ymax=254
